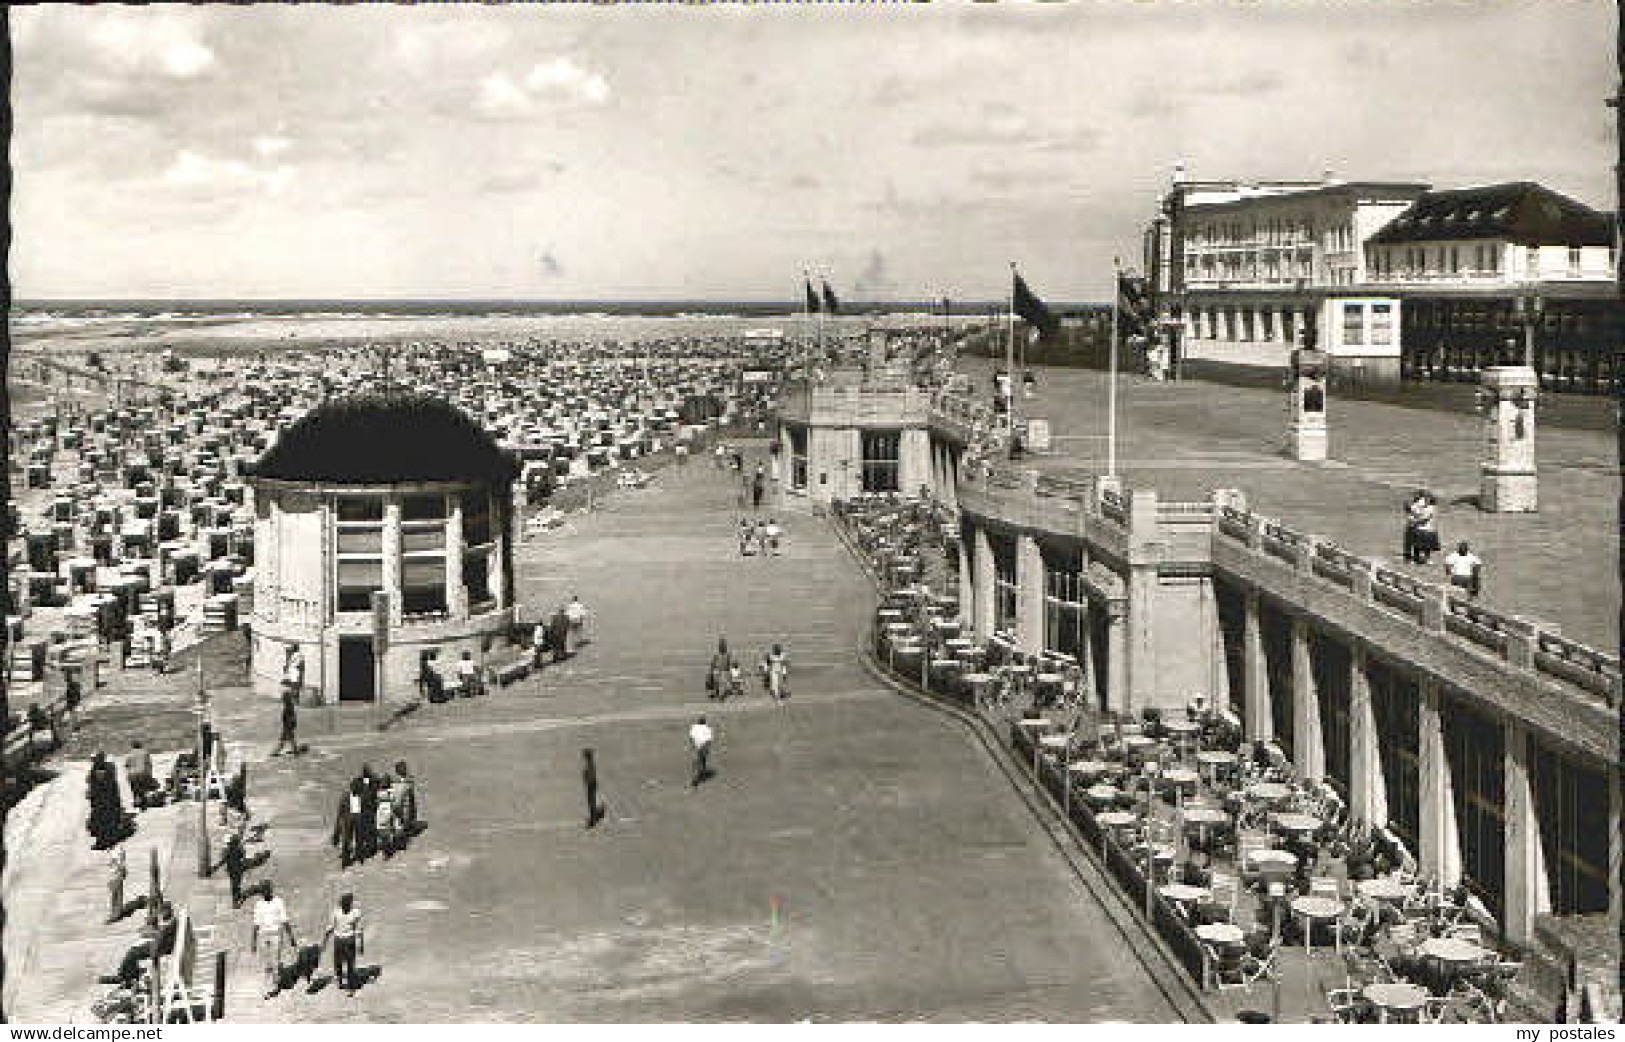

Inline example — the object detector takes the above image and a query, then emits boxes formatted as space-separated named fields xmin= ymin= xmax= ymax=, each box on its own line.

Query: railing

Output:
xmin=1217 ymin=506 xmax=1621 ymax=708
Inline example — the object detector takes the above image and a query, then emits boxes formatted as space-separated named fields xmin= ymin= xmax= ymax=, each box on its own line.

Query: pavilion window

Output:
xmin=336 ymin=496 xmax=384 ymax=523
xmin=1531 ymin=742 xmax=1611 ymax=915
xmin=402 ymin=493 xmax=446 ymax=521
xmin=463 ymin=549 xmax=493 ymax=606
xmin=1369 ymin=304 xmax=1393 ymax=347
xmin=337 ymin=558 xmax=383 ymax=613
xmin=460 ymin=489 xmax=492 ymax=546
xmin=401 ymin=555 xmax=447 ymax=615
xmin=1342 ymin=303 xmax=1365 ymax=347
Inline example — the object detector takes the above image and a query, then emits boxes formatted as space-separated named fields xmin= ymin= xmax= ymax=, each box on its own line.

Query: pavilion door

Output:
xmin=338 ymin=637 xmax=377 ymax=702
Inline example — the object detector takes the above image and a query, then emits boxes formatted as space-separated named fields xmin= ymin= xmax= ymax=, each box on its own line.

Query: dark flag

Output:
xmin=821 ymin=280 xmax=840 ymax=314
xmin=1012 ymin=271 xmax=1060 ymax=341
xmin=1117 ymin=273 xmax=1152 ymax=338
xmin=804 ymin=279 xmax=821 ymax=314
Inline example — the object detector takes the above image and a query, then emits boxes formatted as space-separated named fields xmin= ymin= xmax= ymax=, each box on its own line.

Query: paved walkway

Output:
xmin=963 ymin=358 xmax=1618 ymax=649
xmin=7 ymin=446 xmax=1186 ymax=1022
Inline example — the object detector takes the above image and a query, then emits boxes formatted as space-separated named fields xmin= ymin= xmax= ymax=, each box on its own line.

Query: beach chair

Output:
xmin=1326 ymin=987 xmax=1365 ymax=1024
xmin=1207 ymin=871 xmax=1240 ymax=921
xmin=1310 ymin=876 xmax=1341 ymax=900
xmin=155 ymin=910 xmax=214 ymax=1024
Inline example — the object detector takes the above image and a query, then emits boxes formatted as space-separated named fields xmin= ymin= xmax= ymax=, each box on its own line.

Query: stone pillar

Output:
xmin=1347 ymin=644 xmax=1387 ymax=826
xmin=1015 ymin=533 xmax=1045 ymax=656
xmin=956 ymin=532 xmax=974 ymax=630
xmin=900 ymin=428 xmax=931 ymax=500
xmin=1417 ymin=679 xmax=1462 ymax=884
xmin=1288 ymin=346 xmax=1329 ymax=462
xmin=259 ymin=496 xmax=281 ymax=624
xmin=1105 ymin=599 xmax=1129 ymax=716
xmin=1479 ymin=365 xmax=1538 ymax=512
xmin=1242 ymin=589 xmax=1271 ymax=743
xmin=972 ymin=525 xmax=995 ymax=641
xmin=1125 ymin=488 xmax=1161 ymax=713
xmin=1291 ymin=616 xmax=1325 ymax=780
xmin=1501 ymin=720 xmax=1549 ymax=946
xmin=383 ymin=500 xmax=404 ymax=626
xmin=447 ymin=493 xmax=468 ymax=619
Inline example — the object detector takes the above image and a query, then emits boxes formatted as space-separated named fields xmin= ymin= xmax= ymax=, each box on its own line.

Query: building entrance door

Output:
xmin=338 ymin=637 xmax=377 ymax=702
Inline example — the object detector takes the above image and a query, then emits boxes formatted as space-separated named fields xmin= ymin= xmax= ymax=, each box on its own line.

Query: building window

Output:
xmin=1526 ymin=246 xmax=1540 ymax=277
xmin=1444 ymin=698 xmax=1505 ymax=916
xmin=1043 ymin=546 xmax=1086 ymax=662
xmin=1369 ymin=658 xmax=1420 ymax=853
xmin=992 ymin=536 xmax=1017 ymax=634
xmin=1568 ymin=246 xmax=1582 ymax=276
xmin=334 ymin=495 xmax=384 ymax=612
xmin=1532 ymin=741 xmax=1612 ymax=915
xmin=1312 ymin=634 xmax=1351 ymax=792
xmin=860 ymin=430 xmax=901 ymax=493
xmin=1342 ymin=303 xmax=1366 ymax=347
xmin=789 ymin=426 xmax=808 ymax=489
xmin=1448 ymin=246 xmax=1459 ymax=274
xmin=1369 ymin=304 xmax=1393 ymax=347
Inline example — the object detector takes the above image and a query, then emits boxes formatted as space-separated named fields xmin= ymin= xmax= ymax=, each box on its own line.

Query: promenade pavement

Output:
xmin=962 ymin=358 xmax=1618 ymax=650
xmin=7 ymin=444 xmax=1187 ymax=1023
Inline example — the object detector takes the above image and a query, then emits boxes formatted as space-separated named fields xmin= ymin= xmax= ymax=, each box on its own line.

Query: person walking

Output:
xmin=332 ymin=779 xmax=359 ymax=869
xmin=1444 ymin=541 xmax=1484 ymax=598
xmin=106 ymin=845 xmax=127 ymax=924
xmin=375 ymin=775 xmax=399 ymax=858
xmin=393 ymin=760 xmax=420 ymax=837
xmin=86 ymin=751 xmax=128 ymax=849
xmin=272 ymin=684 xmax=299 ymax=757
xmin=764 ymin=517 xmax=783 ymax=558
xmin=322 ymin=894 xmax=365 ymax=997
xmin=762 ymin=643 xmax=790 ymax=701
xmin=738 ymin=518 xmax=753 ymax=557
xmin=456 ymin=651 xmax=482 ymax=698
xmin=63 ymin=672 xmax=83 ymax=732
xmin=223 ymin=818 xmax=249 ymax=907
xmin=564 ymin=594 xmax=590 ymax=652
xmin=250 ymin=882 xmax=298 ymax=999
xmin=355 ymin=767 xmax=379 ymax=862
xmin=582 ymin=748 xmax=605 ymax=828
xmin=689 ymin=716 xmax=714 ymax=788
xmin=707 ymin=638 xmax=738 ymax=701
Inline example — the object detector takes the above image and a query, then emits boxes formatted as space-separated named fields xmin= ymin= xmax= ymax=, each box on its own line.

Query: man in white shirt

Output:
xmin=688 ymin=716 xmax=714 ymax=788
xmin=456 ymin=651 xmax=481 ymax=698
xmin=321 ymin=893 xmax=365 ymax=996
xmin=1444 ymin=542 xmax=1483 ymax=598
xmin=564 ymin=594 xmax=589 ymax=652
xmin=251 ymin=882 xmax=298 ymax=999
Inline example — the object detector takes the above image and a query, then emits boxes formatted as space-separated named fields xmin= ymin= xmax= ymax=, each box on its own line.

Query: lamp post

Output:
xmin=1513 ymin=286 xmax=1544 ymax=372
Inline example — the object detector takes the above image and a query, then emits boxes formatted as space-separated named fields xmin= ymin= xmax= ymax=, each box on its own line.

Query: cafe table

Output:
xmin=1195 ymin=749 xmax=1238 ymax=783
xmin=1363 ymin=982 xmax=1430 ymax=1024
xmin=1246 ymin=781 xmax=1295 ymax=804
xmin=1096 ymin=810 xmax=1139 ymax=830
xmin=1272 ymin=812 xmax=1324 ymax=838
xmin=1356 ymin=876 xmax=1413 ymax=904
xmin=1038 ymin=732 xmax=1073 ymax=752
xmin=1162 ymin=768 xmax=1201 ymax=795
xmin=1158 ymin=883 xmax=1210 ymax=905
xmin=1246 ymin=847 xmax=1299 ymax=876
xmin=1195 ymin=922 xmax=1244 ymax=948
xmin=1068 ymin=760 xmax=1115 ymax=782
xmin=961 ymin=673 xmax=994 ymax=703
xmin=1417 ymin=936 xmax=1494 ymax=974
xmin=1290 ymin=895 xmax=1344 ymax=956
xmin=1084 ymin=784 xmax=1121 ymax=807
xmin=1181 ymin=806 xmax=1230 ymax=846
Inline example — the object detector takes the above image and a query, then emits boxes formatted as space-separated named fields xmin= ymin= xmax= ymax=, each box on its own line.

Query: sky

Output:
xmin=9 ymin=1 xmax=1616 ymax=302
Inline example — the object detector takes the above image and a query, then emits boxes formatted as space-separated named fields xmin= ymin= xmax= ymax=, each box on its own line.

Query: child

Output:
xmin=106 ymin=846 xmax=127 ymax=924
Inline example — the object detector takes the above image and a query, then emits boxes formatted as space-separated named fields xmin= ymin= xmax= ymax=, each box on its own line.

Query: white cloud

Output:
xmin=162 ymin=149 xmax=292 ymax=196
xmin=473 ymin=56 xmax=609 ymax=118
xmin=82 ymin=11 xmax=216 ymax=81
xmin=252 ymin=135 xmax=293 ymax=159
xmin=524 ymin=57 xmax=609 ymax=105
xmin=161 ymin=38 xmax=216 ymax=79
xmin=474 ymin=72 xmax=531 ymax=119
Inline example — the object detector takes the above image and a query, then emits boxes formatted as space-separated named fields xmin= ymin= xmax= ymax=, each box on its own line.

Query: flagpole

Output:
xmin=1108 ymin=258 xmax=1121 ymax=479
xmin=1006 ymin=263 xmax=1017 ymax=443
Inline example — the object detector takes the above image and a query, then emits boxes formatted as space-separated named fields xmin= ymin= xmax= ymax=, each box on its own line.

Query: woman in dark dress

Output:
xmin=86 ymin=752 xmax=128 ymax=849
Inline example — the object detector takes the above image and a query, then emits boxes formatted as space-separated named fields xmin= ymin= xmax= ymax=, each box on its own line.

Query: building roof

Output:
xmin=252 ymin=393 xmax=519 ymax=484
xmin=1367 ymin=182 xmax=1613 ymax=246
xmin=1179 ymin=181 xmax=1430 ymax=213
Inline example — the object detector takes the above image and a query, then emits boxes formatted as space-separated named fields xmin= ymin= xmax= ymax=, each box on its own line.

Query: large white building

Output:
xmin=1151 ymin=174 xmax=1618 ymax=385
